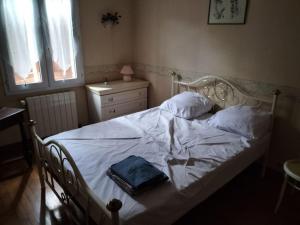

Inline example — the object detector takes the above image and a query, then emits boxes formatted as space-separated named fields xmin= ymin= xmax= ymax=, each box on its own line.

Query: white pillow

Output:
xmin=160 ymin=92 xmax=213 ymax=119
xmin=208 ymin=105 xmax=272 ymax=139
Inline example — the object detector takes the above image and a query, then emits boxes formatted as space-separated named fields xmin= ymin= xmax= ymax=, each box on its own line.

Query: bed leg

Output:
xmin=263 ymin=90 xmax=280 ymax=178
xmin=106 ymin=199 xmax=122 ymax=225
xmin=261 ymin=125 xmax=275 ymax=178
xmin=29 ymin=120 xmax=45 ymax=190
xmin=261 ymin=157 xmax=268 ymax=178
xmin=261 ymin=145 xmax=270 ymax=179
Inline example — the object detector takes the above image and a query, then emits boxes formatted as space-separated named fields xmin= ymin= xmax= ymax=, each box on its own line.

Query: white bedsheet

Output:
xmin=46 ymin=107 xmax=266 ymax=225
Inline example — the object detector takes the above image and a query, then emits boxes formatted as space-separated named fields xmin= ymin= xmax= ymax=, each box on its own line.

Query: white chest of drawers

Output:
xmin=86 ymin=79 xmax=149 ymax=122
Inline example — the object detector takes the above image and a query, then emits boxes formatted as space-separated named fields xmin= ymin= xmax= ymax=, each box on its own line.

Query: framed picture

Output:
xmin=208 ymin=0 xmax=248 ymax=24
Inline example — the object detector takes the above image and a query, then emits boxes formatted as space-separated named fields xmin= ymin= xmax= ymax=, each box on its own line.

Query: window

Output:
xmin=0 ymin=0 xmax=84 ymax=95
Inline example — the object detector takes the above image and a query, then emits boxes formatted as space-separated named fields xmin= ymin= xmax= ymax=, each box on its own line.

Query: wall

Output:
xmin=133 ymin=0 xmax=300 ymax=169
xmin=80 ymin=0 xmax=134 ymax=82
xmin=0 ymin=0 xmax=133 ymax=146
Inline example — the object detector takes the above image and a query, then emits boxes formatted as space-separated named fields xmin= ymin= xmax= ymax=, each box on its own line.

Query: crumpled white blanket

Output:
xmin=45 ymin=107 xmax=255 ymax=225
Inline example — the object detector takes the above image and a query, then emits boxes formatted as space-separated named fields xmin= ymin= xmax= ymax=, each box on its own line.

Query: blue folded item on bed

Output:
xmin=108 ymin=155 xmax=168 ymax=194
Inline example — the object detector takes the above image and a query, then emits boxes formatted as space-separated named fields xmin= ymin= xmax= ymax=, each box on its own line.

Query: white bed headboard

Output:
xmin=170 ymin=72 xmax=280 ymax=114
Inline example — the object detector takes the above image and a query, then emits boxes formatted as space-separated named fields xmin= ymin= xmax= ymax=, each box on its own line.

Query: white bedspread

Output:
xmin=46 ymin=107 xmax=263 ymax=225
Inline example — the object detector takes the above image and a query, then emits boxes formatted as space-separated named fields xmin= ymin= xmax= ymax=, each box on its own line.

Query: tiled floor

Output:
xmin=0 ymin=164 xmax=299 ymax=225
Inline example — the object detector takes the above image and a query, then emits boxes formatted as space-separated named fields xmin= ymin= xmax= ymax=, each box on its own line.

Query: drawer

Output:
xmin=101 ymin=99 xmax=147 ymax=120
xmin=101 ymin=88 xmax=147 ymax=106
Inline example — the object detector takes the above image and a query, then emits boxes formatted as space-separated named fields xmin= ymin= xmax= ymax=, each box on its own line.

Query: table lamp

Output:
xmin=120 ymin=65 xmax=134 ymax=82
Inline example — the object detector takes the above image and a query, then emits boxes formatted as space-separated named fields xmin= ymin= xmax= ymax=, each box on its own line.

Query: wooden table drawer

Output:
xmin=102 ymin=99 xmax=147 ymax=120
xmin=101 ymin=88 xmax=147 ymax=106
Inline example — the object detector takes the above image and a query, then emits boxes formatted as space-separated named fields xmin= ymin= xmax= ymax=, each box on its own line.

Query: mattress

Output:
xmin=46 ymin=107 xmax=269 ymax=225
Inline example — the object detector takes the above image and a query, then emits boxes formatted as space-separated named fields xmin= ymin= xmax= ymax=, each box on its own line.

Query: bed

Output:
xmin=29 ymin=74 xmax=280 ymax=225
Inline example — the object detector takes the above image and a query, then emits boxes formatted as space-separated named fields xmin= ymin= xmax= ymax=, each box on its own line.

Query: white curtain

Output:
xmin=45 ymin=0 xmax=76 ymax=78
xmin=2 ymin=0 xmax=39 ymax=79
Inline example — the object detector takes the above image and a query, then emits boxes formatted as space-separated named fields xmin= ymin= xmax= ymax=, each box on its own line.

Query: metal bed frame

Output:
xmin=29 ymin=123 xmax=122 ymax=225
xmin=29 ymin=74 xmax=280 ymax=225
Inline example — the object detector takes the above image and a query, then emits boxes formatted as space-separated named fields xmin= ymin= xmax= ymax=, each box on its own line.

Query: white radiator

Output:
xmin=26 ymin=91 xmax=78 ymax=137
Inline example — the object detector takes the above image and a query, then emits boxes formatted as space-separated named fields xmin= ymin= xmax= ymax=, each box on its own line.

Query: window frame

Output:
xmin=0 ymin=0 xmax=84 ymax=96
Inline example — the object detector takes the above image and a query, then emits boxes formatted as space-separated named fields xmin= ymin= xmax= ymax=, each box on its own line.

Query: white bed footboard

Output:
xmin=29 ymin=120 xmax=122 ymax=225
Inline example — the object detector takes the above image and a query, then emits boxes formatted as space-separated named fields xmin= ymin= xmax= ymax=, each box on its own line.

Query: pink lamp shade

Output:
xmin=120 ymin=65 xmax=134 ymax=81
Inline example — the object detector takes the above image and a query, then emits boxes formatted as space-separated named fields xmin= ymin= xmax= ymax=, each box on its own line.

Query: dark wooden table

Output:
xmin=0 ymin=107 xmax=31 ymax=167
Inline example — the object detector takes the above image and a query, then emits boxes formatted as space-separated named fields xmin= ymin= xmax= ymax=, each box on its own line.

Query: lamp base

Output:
xmin=123 ymin=75 xmax=132 ymax=82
